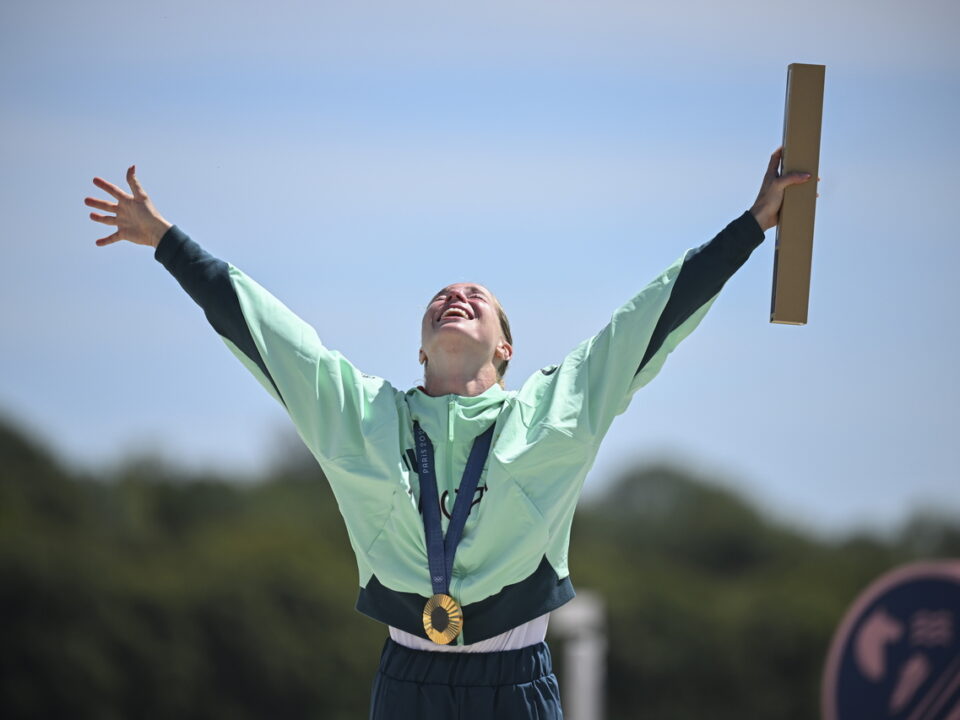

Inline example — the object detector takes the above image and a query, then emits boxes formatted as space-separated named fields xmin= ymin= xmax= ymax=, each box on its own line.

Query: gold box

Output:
xmin=770 ymin=63 xmax=825 ymax=325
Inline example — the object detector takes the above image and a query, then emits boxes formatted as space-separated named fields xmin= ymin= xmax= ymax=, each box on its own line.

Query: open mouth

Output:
xmin=438 ymin=306 xmax=472 ymax=322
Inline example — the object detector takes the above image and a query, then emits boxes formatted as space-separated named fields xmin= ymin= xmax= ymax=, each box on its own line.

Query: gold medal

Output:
xmin=412 ymin=421 xmax=493 ymax=647
xmin=422 ymin=593 xmax=463 ymax=644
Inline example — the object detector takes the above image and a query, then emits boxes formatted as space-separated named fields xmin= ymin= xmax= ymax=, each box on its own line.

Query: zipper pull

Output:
xmin=447 ymin=397 xmax=456 ymax=443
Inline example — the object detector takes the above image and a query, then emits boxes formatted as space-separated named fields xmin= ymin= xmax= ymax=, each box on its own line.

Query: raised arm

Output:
xmin=86 ymin=166 xmax=401 ymax=463
xmin=634 ymin=208 xmax=764 ymax=381
xmin=511 ymin=210 xmax=758 ymax=447
xmin=514 ymin=147 xmax=817 ymax=446
xmin=643 ymin=143 xmax=820 ymax=380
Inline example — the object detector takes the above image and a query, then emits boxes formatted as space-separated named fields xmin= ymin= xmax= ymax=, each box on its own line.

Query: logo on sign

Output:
xmin=822 ymin=561 xmax=960 ymax=720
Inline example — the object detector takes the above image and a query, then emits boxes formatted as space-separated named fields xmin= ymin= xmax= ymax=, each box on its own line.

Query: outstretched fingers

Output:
xmin=89 ymin=212 xmax=118 ymax=225
xmin=85 ymin=196 xmax=118 ymax=213
xmin=95 ymin=230 xmax=122 ymax=246
xmin=126 ymin=164 xmax=146 ymax=198
xmin=93 ymin=176 xmax=133 ymax=201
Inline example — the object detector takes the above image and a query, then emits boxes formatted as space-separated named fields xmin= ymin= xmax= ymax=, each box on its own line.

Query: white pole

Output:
xmin=550 ymin=590 xmax=607 ymax=720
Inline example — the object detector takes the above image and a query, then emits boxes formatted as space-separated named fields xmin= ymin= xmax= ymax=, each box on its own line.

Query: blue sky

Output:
xmin=1 ymin=0 xmax=957 ymax=538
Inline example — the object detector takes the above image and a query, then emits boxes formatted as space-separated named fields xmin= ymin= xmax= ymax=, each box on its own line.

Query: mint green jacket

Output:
xmin=155 ymin=210 xmax=765 ymax=643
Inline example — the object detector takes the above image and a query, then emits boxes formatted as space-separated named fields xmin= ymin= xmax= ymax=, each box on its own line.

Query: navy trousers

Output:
xmin=368 ymin=637 xmax=564 ymax=719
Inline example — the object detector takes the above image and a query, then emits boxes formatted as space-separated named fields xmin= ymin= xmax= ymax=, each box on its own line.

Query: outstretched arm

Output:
xmin=85 ymin=167 xmax=400 ymax=463
xmin=639 ymin=145 xmax=818 ymax=375
xmin=515 ymin=146 xmax=818 ymax=445
xmin=636 ymin=208 xmax=763 ymax=377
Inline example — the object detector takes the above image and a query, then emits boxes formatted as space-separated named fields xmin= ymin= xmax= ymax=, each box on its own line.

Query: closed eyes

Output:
xmin=432 ymin=292 xmax=487 ymax=302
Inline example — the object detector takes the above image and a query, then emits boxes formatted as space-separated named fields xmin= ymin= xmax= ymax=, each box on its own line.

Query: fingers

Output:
xmin=768 ymin=147 xmax=825 ymax=187
xmin=776 ymin=172 xmax=823 ymax=199
xmin=89 ymin=212 xmax=118 ymax=225
xmin=94 ymin=230 xmax=122 ymax=246
xmin=766 ymin=147 xmax=782 ymax=177
xmin=84 ymin=196 xmax=118 ymax=213
xmin=126 ymin=164 xmax=146 ymax=198
xmin=93 ymin=176 xmax=133 ymax=201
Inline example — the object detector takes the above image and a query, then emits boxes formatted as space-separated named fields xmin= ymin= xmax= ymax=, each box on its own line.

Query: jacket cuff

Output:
xmin=740 ymin=209 xmax=765 ymax=243
xmin=154 ymin=225 xmax=188 ymax=268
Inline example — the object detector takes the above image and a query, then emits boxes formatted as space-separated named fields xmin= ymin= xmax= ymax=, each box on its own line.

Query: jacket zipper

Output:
xmin=446 ymin=398 xmax=456 ymax=488
xmin=446 ymin=397 xmax=457 ymax=594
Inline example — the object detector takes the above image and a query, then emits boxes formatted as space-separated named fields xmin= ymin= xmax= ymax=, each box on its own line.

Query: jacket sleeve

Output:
xmin=513 ymin=210 xmax=765 ymax=446
xmin=153 ymin=225 xmax=400 ymax=463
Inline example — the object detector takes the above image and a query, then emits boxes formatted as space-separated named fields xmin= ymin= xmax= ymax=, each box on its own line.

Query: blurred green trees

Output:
xmin=1 ymin=412 xmax=957 ymax=719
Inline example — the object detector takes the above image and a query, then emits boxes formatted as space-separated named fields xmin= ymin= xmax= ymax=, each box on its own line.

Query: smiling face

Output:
xmin=419 ymin=282 xmax=512 ymax=381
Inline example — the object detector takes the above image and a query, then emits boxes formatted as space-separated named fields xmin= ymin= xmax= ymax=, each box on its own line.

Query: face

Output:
xmin=420 ymin=282 xmax=511 ymax=369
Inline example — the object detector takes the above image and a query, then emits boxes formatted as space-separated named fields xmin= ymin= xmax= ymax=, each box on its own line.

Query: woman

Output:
xmin=86 ymin=148 xmax=815 ymax=719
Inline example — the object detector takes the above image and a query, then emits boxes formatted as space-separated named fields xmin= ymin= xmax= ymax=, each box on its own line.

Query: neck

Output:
xmin=422 ymin=358 xmax=499 ymax=398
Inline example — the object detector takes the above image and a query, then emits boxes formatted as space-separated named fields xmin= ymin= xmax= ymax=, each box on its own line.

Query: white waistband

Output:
xmin=388 ymin=613 xmax=550 ymax=653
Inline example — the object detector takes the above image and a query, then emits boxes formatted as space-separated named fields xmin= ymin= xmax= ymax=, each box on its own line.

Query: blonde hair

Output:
xmin=492 ymin=296 xmax=513 ymax=388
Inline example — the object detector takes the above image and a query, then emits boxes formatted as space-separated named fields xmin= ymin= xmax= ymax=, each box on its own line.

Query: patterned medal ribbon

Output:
xmin=413 ymin=420 xmax=495 ymax=644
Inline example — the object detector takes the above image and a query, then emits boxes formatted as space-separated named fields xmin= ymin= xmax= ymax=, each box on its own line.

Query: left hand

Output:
xmin=86 ymin=165 xmax=172 ymax=248
xmin=749 ymin=146 xmax=820 ymax=232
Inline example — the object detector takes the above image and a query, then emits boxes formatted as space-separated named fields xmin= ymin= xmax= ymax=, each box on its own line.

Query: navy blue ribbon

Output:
xmin=413 ymin=421 xmax=495 ymax=596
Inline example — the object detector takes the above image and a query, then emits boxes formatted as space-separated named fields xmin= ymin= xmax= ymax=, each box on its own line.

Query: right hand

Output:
xmin=748 ymin=146 xmax=819 ymax=233
xmin=85 ymin=165 xmax=172 ymax=248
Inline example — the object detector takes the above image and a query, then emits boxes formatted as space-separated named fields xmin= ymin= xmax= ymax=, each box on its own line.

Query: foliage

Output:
xmin=1 ymin=414 xmax=956 ymax=719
